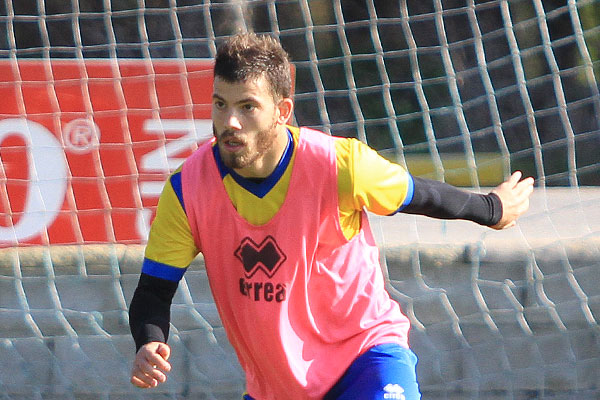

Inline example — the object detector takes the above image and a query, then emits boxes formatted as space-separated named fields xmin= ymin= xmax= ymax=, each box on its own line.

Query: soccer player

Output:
xmin=128 ymin=33 xmax=534 ymax=399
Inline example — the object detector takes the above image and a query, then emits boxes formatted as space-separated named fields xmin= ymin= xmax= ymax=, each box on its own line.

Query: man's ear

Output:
xmin=276 ymin=97 xmax=294 ymax=125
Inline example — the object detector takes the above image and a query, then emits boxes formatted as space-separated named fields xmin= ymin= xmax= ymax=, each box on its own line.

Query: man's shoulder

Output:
xmin=293 ymin=126 xmax=345 ymax=148
xmin=289 ymin=126 xmax=371 ymax=166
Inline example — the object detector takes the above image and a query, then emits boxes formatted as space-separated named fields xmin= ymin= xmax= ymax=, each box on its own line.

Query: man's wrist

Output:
xmin=135 ymin=323 xmax=167 ymax=352
xmin=485 ymin=192 xmax=503 ymax=226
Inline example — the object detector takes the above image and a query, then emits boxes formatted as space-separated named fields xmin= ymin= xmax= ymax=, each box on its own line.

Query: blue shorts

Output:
xmin=243 ymin=343 xmax=420 ymax=400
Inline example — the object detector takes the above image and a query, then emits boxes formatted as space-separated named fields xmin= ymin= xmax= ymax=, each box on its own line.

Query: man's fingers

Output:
xmin=518 ymin=176 xmax=535 ymax=190
xmin=130 ymin=342 xmax=173 ymax=389
xmin=130 ymin=354 xmax=169 ymax=389
xmin=498 ymin=172 xmax=534 ymax=198
xmin=137 ymin=358 xmax=169 ymax=381
xmin=495 ymin=171 xmax=523 ymax=194
xmin=131 ymin=367 xmax=159 ymax=388
xmin=131 ymin=374 xmax=156 ymax=388
xmin=507 ymin=171 xmax=522 ymax=187
xmin=156 ymin=343 xmax=171 ymax=363
xmin=145 ymin=351 xmax=172 ymax=372
xmin=489 ymin=172 xmax=534 ymax=230
xmin=514 ymin=177 xmax=534 ymax=199
xmin=131 ymin=363 xmax=167 ymax=389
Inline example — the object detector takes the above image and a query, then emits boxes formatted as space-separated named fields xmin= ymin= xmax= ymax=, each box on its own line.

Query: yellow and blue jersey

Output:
xmin=142 ymin=126 xmax=413 ymax=281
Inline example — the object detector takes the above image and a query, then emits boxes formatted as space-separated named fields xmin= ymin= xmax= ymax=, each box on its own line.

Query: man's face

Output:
xmin=212 ymin=75 xmax=282 ymax=175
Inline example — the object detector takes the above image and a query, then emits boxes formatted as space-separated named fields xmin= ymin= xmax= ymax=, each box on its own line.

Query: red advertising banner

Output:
xmin=0 ymin=59 xmax=214 ymax=246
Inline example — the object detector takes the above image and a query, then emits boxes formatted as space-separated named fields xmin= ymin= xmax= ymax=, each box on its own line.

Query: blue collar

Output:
xmin=213 ymin=129 xmax=294 ymax=198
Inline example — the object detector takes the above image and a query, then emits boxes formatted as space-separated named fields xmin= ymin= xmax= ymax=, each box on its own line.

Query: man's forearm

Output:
xmin=129 ymin=273 xmax=178 ymax=352
xmin=401 ymin=177 xmax=502 ymax=226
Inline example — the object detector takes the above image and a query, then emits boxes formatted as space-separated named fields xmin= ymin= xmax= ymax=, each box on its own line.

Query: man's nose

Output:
xmin=224 ymin=111 xmax=242 ymax=130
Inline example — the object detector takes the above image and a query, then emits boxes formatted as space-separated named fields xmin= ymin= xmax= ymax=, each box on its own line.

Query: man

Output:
xmin=129 ymin=33 xmax=534 ymax=399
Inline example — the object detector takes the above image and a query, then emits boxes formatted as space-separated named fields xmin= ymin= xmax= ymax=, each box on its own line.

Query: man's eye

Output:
xmin=243 ymin=104 xmax=256 ymax=111
xmin=214 ymin=101 xmax=225 ymax=108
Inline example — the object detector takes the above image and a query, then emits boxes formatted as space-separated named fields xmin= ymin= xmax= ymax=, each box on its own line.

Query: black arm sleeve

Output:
xmin=128 ymin=273 xmax=179 ymax=352
xmin=401 ymin=177 xmax=503 ymax=226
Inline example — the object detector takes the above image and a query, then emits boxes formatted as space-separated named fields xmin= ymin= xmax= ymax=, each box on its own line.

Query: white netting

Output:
xmin=0 ymin=1 xmax=599 ymax=398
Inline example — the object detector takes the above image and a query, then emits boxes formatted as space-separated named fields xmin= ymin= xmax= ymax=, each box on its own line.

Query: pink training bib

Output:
xmin=182 ymin=128 xmax=410 ymax=400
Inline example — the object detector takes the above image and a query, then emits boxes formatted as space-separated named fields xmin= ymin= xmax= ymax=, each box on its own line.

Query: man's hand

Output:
xmin=490 ymin=171 xmax=534 ymax=230
xmin=130 ymin=341 xmax=172 ymax=388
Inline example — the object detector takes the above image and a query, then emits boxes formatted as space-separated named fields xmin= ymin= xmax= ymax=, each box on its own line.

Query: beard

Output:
xmin=213 ymin=118 xmax=278 ymax=171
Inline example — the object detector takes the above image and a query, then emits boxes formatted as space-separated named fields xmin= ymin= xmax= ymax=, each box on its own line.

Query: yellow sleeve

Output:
xmin=144 ymin=166 xmax=199 ymax=270
xmin=336 ymin=138 xmax=411 ymax=239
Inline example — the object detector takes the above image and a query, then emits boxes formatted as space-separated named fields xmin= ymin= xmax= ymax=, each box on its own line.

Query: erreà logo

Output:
xmin=383 ymin=384 xmax=405 ymax=400
xmin=234 ymin=236 xmax=286 ymax=278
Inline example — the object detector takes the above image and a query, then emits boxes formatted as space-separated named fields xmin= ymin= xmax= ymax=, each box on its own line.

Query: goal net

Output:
xmin=1 ymin=0 xmax=599 ymax=398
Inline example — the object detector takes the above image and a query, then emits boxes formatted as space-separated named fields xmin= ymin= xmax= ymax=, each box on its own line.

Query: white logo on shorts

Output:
xmin=383 ymin=383 xmax=405 ymax=399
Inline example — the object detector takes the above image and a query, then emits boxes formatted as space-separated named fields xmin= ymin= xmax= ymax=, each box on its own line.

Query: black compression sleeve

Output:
xmin=401 ymin=177 xmax=503 ymax=226
xmin=128 ymin=273 xmax=179 ymax=352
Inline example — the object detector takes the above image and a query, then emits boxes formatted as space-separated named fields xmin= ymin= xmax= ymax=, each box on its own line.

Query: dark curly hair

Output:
xmin=214 ymin=33 xmax=292 ymax=101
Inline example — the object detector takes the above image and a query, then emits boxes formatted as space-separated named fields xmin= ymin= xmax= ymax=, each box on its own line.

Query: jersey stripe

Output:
xmin=394 ymin=173 xmax=414 ymax=213
xmin=169 ymin=171 xmax=186 ymax=213
xmin=141 ymin=258 xmax=187 ymax=282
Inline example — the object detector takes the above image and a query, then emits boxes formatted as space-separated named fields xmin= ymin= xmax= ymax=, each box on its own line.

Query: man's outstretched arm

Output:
xmin=401 ymin=171 xmax=534 ymax=228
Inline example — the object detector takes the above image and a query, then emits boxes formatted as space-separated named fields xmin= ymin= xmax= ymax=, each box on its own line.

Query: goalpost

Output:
xmin=0 ymin=1 xmax=599 ymax=398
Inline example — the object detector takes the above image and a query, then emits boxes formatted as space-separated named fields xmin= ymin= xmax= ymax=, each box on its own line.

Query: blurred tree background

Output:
xmin=1 ymin=0 xmax=599 ymax=185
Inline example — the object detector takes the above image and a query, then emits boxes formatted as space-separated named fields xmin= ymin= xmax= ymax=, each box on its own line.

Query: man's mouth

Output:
xmin=221 ymin=135 xmax=246 ymax=152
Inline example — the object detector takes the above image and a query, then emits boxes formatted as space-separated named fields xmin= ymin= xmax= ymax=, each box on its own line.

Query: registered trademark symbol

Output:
xmin=62 ymin=118 xmax=101 ymax=153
